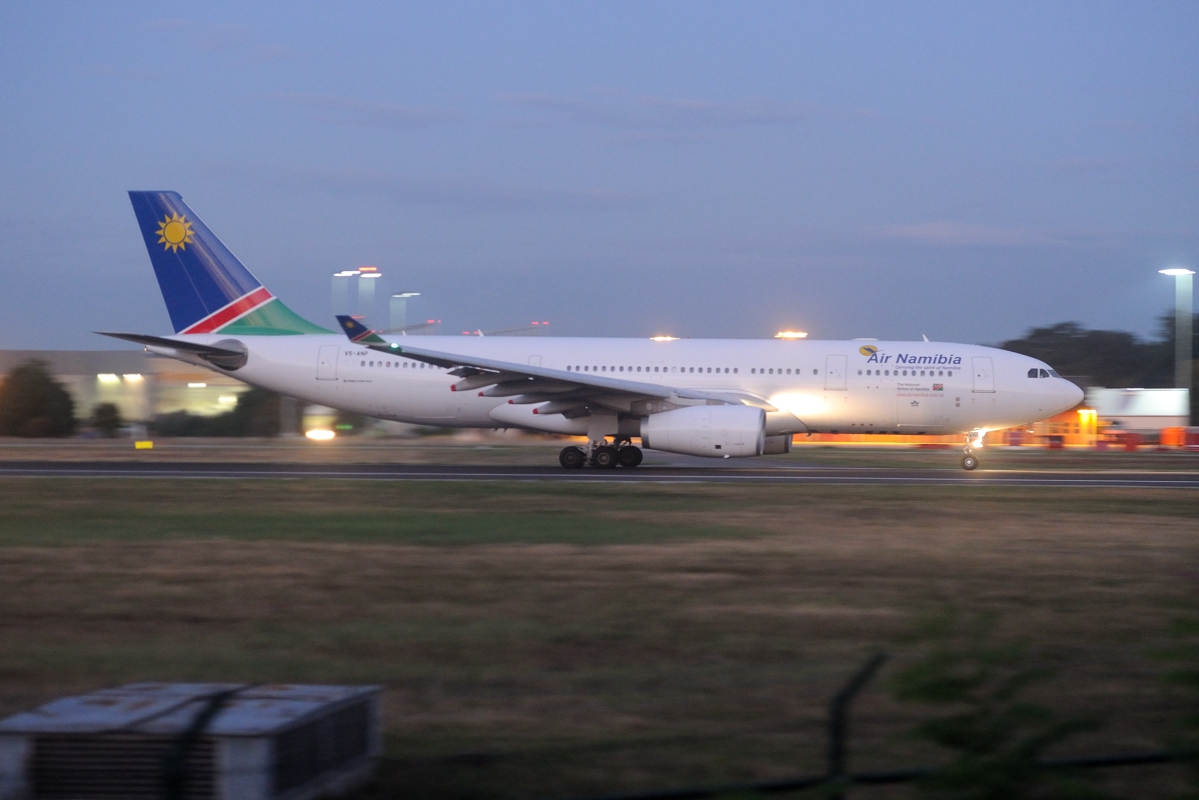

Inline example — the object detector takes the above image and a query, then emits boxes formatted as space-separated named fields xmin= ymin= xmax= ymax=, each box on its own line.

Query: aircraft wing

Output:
xmin=335 ymin=316 xmax=735 ymax=415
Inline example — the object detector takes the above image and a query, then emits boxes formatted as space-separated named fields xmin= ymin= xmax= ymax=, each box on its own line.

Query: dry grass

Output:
xmin=0 ymin=479 xmax=1196 ymax=798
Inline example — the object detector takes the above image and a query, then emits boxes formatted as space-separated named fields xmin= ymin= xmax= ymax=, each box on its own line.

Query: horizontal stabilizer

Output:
xmin=94 ymin=332 xmax=248 ymax=369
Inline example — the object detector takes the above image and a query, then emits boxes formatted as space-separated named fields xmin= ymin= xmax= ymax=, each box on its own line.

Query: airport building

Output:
xmin=0 ymin=350 xmax=251 ymax=423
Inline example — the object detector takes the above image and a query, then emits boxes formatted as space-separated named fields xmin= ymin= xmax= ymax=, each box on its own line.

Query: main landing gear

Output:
xmin=558 ymin=441 xmax=643 ymax=469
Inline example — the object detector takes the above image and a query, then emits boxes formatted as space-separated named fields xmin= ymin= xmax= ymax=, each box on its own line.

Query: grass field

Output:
xmin=0 ymin=477 xmax=1197 ymax=797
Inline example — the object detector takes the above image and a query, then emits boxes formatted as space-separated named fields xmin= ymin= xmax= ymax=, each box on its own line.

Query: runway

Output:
xmin=2 ymin=461 xmax=1198 ymax=487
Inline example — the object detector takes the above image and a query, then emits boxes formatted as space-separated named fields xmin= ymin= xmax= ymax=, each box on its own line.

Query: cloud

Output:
xmin=1100 ymin=119 xmax=1150 ymax=132
xmin=1049 ymin=157 xmax=1125 ymax=175
xmin=497 ymin=90 xmax=878 ymax=141
xmin=146 ymin=19 xmax=303 ymax=63
xmin=879 ymin=222 xmax=1067 ymax=247
xmin=272 ymin=166 xmax=640 ymax=212
xmin=270 ymin=93 xmax=465 ymax=128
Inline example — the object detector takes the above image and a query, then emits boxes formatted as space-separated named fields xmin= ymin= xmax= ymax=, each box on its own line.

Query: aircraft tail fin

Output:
xmin=128 ymin=191 xmax=329 ymax=335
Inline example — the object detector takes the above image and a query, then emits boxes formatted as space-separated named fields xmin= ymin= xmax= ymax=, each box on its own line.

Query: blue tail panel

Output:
xmin=128 ymin=191 xmax=263 ymax=333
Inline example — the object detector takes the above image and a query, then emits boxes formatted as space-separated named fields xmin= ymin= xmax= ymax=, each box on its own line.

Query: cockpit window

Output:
xmin=1048 ymin=369 xmax=1061 ymax=378
xmin=1028 ymin=368 xmax=1038 ymax=378
xmin=1039 ymin=369 xmax=1051 ymax=378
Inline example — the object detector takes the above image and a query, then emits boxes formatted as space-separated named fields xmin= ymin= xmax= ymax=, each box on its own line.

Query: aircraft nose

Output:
xmin=1062 ymin=380 xmax=1084 ymax=410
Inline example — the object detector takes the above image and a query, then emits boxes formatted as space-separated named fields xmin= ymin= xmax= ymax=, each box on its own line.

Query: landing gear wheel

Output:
xmin=617 ymin=446 xmax=643 ymax=468
xmin=559 ymin=446 xmax=586 ymax=469
xmin=591 ymin=446 xmax=618 ymax=469
xmin=961 ymin=454 xmax=978 ymax=471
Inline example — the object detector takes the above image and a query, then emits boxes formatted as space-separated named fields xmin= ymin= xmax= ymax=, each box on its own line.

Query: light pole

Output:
xmin=390 ymin=292 xmax=420 ymax=333
xmin=1160 ymin=268 xmax=1194 ymax=417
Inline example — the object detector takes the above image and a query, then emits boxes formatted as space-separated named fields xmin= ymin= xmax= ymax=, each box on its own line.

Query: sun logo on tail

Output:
xmin=156 ymin=212 xmax=194 ymax=253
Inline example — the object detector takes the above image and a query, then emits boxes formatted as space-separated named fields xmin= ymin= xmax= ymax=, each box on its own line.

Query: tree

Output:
xmin=89 ymin=402 xmax=123 ymax=438
xmin=0 ymin=360 xmax=76 ymax=438
xmin=999 ymin=322 xmax=1171 ymax=389
xmin=149 ymin=387 xmax=296 ymax=437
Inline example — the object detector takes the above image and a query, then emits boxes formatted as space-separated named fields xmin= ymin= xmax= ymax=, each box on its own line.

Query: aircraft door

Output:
xmin=316 ymin=345 xmax=339 ymax=380
xmin=825 ymin=355 xmax=847 ymax=390
xmin=972 ymin=357 xmax=995 ymax=393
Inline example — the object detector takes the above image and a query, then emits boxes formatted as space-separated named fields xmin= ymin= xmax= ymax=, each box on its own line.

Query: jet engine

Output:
xmin=640 ymin=405 xmax=765 ymax=458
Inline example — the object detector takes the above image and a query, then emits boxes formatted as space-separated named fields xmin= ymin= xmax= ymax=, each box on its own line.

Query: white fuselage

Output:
xmin=156 ymin=334 xmax=1084 ymax=441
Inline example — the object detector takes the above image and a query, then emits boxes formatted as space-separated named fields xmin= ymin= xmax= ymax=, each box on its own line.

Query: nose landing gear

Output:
xmin=961 ymin=431 xmax=983 ymax=471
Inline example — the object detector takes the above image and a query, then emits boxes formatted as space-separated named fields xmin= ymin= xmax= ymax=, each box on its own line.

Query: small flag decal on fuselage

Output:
xmin=933 ymin=383 xmax=944 ymax=391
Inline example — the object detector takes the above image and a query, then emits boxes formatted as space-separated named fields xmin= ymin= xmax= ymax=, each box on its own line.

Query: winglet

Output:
xmin=336 ymin=315 xmax=388 ymax=344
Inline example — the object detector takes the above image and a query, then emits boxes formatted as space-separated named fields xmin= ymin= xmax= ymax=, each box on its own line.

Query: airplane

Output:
xmin=100 ymin=191 xmax=1084 ymax=471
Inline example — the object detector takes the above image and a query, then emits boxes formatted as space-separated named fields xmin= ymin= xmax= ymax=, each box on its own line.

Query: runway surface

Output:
xmin=2 ymin=461 xmax=1198 ymax=487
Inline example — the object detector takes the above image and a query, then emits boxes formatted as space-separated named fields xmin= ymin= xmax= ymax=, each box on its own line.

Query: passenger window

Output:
xmin=813 ymin=369 xmax=818 ymax=375
xmin=857 ymin=370 xmax=862 ymax=375
xmin=751 ymin=368 xmax=756 ymax=374
xmin=733 ymin=368 xmax=738 ymax=374
xmin=948 ymin=371 xmax=953 ymax=377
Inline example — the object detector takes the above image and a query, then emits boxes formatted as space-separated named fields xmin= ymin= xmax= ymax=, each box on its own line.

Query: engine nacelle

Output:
xmin=641 ymin=405 xmax=765 ymax=458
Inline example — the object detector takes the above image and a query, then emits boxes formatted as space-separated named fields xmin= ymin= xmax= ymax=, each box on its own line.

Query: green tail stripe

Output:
xmin=216 ymin=298 xmax=332 ymax=335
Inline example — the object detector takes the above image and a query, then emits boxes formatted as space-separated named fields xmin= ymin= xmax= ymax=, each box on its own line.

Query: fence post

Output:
xmin=826 ymin=653 xmax=887 ymax=799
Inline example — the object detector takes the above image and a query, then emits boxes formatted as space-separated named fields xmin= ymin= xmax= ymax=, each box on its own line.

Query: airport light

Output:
xmin=97 ymin=374 xmax=119 ymax=384
xmin=650 ymin=335 xmax=679 ymax=342
xmin=187 ymin=382 xmax=207 ymax=388
xmin=1159 ymin=268 xmax=1194 ymax=408
xmin=122 ymin=373 xmax=144 ymax=382
xmin=218 ymin=396 xmax=237 ymax=405
xmin=775 ymin=330 xmax=809 ymax=339
xmin=305 ymin=429 xmax=335 ymax=441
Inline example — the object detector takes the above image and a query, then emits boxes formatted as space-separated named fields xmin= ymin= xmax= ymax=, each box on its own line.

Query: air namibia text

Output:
xmin=865 ymin=353 xmax=963 ymax=365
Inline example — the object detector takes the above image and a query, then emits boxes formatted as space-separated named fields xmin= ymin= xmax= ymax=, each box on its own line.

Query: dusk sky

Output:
xmin=1 ymin=2 xmax=1196 ymax=349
